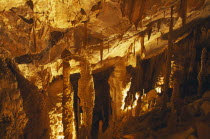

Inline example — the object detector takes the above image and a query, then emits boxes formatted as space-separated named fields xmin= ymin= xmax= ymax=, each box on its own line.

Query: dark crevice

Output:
xmin=70 ymin=73 xmax=81 ymax=137
xmin=91 ymin=2 xmax=102 ymax=12
xmin=91 ymin=67 xmax=114 ymax=139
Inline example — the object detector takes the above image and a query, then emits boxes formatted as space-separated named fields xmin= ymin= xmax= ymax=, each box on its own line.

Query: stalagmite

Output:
xmin=78 ymin=61 xmax=95 ymax=139
xmin=61 ymin=49 xmax=76 ymax=139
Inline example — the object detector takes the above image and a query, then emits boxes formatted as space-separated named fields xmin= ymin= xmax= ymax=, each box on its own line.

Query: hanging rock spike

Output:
xmin=100 ymin=41 xmax=103 ymax=64
xmin=134 ymin=39 xmax=136 ymax=56
xmin=179 ymin=0 xmax=187 ymax=26
xmin=157 ymin=20 xmax=161 ymax=32
xmin=148 ymin=27 xmax=152 ymax=40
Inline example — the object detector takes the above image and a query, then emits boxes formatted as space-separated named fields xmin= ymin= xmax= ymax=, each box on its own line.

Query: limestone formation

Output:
xmin=0 ymin=0 xmax=210 ymax=138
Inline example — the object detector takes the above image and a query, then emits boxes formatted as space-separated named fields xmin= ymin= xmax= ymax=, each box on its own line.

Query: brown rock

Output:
xmin=196 ymin=122 xmax=210 ymax=139
xmin=201 ymin=101 xmax=210 ymax=115
xmin=202 ymin=91 xmax=210 ymax=99
xmin=187 ymin=135 xmax=198 ymax=139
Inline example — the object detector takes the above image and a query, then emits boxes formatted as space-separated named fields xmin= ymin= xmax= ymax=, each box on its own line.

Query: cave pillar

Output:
xmin=171 ymin=71 xmax=181 ymax=112
xmin=61 ymin=49 xmax=76 ymax=139
xmin=78 ymin=61 xmax=95 ymax=139
xmin=108 ymin=61 xmax=129 ymax=120
xmin=163 ymin=6 xmax=174 ymax=106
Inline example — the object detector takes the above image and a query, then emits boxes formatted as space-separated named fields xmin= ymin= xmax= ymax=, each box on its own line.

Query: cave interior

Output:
xmin=0 ymin=0 xmax=210 ymax=139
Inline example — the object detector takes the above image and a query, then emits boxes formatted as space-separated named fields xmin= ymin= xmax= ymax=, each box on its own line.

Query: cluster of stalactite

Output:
xmin=123 ymin=9 xmax=210 ymax=112
xmin=124 ymin=51 xmax=166 ymax=109
xmin=171 ymin=26 xmax=209 ymax=99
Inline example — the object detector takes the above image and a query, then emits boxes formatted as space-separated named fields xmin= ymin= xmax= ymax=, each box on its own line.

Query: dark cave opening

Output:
xmin=70 ymin=73 xmax=81 ymax=137
xmin=91 ymin=67 xmax=114 ymax=139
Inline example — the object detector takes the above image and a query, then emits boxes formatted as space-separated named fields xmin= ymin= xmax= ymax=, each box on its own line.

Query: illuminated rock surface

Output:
xmin=0 ymin=0 xmax=210 ymax=139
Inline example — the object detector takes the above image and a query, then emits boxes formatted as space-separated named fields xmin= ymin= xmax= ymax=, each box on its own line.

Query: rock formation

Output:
xmin=0 ymin=0 xmax=210 ymax=138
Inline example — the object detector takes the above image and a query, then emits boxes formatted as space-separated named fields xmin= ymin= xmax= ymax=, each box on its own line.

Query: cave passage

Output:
xmin=91 ymin=67 xmax=114 ymax=139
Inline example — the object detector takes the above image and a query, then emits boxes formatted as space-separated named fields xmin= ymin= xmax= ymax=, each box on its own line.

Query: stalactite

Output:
xmin=133 ymin=39 xmax=136 ymax=56
xmin=179 ymin=0 xmax=187 ymax=26
xmin=140 ymin=34 xmax=145 ymax=58
xmin=108 ymin=42 xmax=110 ymax=53
xmin=122 ymin=0 xmax=134 ymax=22
xmin=84 ymin=21 xmax=88 ymax=49
xmin=147 ymin=27 xmax=152 ymax=40
xmin=61 ymin=49 xmax=76 ymax=139
xmin=136 ymin=0 xmax=147 ymax=29
xmin=157 ymin=20 xmax=161 ymax=32
xmin=120 ymin=0 xmax=126 ymax=17
xmin=164 ymin=11 xmax=166 ymax=18
xmin=121 ymin=0 xmax=146 ymax=28
xmin=32 ymin=25 xmax=37 ymax=53
xmin=78 ymin=61 xmax=95 ymax=139
xmin=130 ymin=43 xmax=133 ymax=54
xmin=100 ymin=41 xmax=103 ymax=64
xmin=197 ymin=48 xmax=208 ymax=96
xmin=189 ymin=34 xmax=196 ymax=73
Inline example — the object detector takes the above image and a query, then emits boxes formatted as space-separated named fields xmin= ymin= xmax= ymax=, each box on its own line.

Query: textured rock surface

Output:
xmin=0 ymin=58 xmax=28 ymax=139
xmin=0 ymin=0 xmax=210 ymax=139
xmin=78 ymin=61 xmax=95 ymax=138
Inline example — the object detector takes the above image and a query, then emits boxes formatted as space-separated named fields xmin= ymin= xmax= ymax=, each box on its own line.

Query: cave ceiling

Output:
xmin=0 ymin=0 xmax=210 ymax=88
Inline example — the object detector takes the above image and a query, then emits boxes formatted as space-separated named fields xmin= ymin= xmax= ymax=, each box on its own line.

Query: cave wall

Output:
xmin=8 ymin=60 xmax=51 ymax=139
xmin=0 ymin=58 xmax=27 ymax=139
